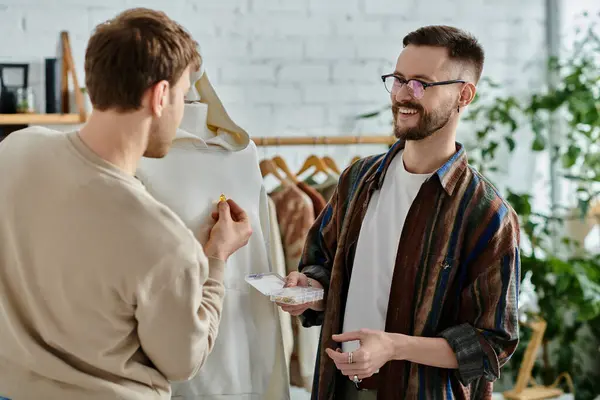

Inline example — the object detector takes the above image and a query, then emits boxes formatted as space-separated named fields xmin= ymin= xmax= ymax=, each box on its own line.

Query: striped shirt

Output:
xmin=299 ymin=140 xmax=521 ymax=400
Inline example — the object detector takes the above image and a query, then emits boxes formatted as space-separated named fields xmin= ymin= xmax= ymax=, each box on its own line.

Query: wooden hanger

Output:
xmin=297 ymin=154 xmax=331 ymax=178
xmin=272 ymin=155 xmax=299 ymax=183
xmin=350 ymin=156 xmax=361 ymax=165
xmin=259 ymin=159 xmax=287 ymax=182
xmin=322 ymin=156 xmax=341 ymax=175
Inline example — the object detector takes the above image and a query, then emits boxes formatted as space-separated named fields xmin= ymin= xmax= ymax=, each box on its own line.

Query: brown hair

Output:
xmin=85 ymin=8 xmax=201 ymax=112
xmin=403 ymin=25 xmax=484 ymax=83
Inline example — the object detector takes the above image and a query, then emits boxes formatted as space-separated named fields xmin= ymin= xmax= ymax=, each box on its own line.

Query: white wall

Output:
xmin=0 ymin=0 xmax=547 ymax=183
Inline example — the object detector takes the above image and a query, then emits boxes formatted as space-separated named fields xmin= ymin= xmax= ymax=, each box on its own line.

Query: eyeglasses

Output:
xmin=381 ymin=74 xmax=465 ymax=99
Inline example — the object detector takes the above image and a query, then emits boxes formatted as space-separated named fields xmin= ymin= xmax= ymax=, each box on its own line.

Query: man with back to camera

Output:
xmin=0 ymin=8 xmax=252 ymax=400
xmin=278 ymin=25 xmax=521 ymax=399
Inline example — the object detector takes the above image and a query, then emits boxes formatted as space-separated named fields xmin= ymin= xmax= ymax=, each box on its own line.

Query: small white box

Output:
xmin=245 ymin=272 xmax=324 ymax=305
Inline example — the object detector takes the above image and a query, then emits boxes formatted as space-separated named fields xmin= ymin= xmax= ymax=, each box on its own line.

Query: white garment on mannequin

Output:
xmin=136 ymin=99 xmax=289 ymax=399
xmin=267 ymin=197 xmax=293 ymax=372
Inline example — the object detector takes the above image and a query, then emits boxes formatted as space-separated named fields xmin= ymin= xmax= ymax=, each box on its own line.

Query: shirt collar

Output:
xmin=367 ymin=139 xmax=468 ymax=196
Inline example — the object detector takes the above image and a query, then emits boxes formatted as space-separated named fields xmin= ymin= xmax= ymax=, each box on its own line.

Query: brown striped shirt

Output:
xmin=299 ymin=140 xmax=521 ymax=400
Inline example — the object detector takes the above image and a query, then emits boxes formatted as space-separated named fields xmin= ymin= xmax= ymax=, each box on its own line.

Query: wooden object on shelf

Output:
xmin=0 ymin=31 xmax=86 ymax=126
xmin=503 ymin=319 xmax=569 ymax=400
xmin=61 ymin=35 xmax=70 ymax=114
xmin=252 ymin=135 xmax=396 ymax=146
xmin=60 ymin=31 xmax=86 ymax=122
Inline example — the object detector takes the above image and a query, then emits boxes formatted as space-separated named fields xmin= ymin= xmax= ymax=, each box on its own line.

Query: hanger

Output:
xmin=259 ymin=158 xmax=287 ymax=183
xmin=297 ymin=154 xmax=331 ymax=178
xmin=272 ymin=155 xmax=299 ymax=183
xmin=350 ymin=156 xmax=361 ymax=165
xmin=322 ymin=156 xmax=341 ymax=175
xmin=195 ymin=73 xmax=246 ymax=145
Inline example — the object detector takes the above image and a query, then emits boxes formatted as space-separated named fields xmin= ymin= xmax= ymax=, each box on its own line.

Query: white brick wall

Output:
xmin=0 ymin=0 xmax=547 ymax=176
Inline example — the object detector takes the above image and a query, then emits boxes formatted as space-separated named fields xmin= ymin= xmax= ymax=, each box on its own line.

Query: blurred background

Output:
xmin=0 ymin=1 xmax=599 ymax=399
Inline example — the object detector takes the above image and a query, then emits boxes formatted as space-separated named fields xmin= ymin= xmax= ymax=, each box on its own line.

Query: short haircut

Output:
xmin=402 ymin=25 xmax=485 ymax=83
xmin=85 ymin=8 xmax=201 ymax=112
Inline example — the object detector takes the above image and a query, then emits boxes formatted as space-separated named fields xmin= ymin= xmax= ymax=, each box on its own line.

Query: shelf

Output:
xmin=0 ymin=113 xmax=84 ymax=126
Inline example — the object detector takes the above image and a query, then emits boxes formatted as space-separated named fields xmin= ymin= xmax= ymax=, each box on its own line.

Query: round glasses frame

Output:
xmin=381 ymin=74 xmax=465 ymax=99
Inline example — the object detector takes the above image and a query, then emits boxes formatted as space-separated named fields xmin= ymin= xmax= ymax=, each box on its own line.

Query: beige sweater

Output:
xmin=0 ymin=127 xmax=226 ymax=400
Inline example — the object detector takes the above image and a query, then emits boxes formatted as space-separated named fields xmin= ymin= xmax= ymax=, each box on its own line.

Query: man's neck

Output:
xmin=402 ymin=130 xmax=457 ymax=175
xmin=78 ymin=111 xmax=150 ymax=176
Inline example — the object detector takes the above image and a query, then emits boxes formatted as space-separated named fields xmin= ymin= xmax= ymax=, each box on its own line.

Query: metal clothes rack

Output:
xmin=251 ymin=135 xmax=396 ymax=146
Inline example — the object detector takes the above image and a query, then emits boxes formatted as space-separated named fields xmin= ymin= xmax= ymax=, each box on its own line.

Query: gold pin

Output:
xmin=219 ymin=194 xmax=227 ymax=202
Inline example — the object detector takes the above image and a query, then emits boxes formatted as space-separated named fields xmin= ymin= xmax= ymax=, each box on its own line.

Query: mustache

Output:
xmin=392 ymin=102 xmax=423 ymax=113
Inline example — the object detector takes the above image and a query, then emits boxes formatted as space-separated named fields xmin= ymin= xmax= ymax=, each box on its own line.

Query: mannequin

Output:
xmin=136 ymin=58 xmax=289 ymax=400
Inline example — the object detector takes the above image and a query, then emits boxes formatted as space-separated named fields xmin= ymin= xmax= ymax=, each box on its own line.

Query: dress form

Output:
xmin=179 ymin=67 xmax=244 ymax=146
xmin=179 ymin=67 xmax=216 ymax=139
xmin=136 ymin=65 xmax=289 ymax=400
xmin=180 ymin=102 xmax=212 ymax=139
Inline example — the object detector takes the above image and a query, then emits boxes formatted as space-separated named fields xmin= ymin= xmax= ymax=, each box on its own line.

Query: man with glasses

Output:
xmin=278 ymin=25 xmax=521 ymax=399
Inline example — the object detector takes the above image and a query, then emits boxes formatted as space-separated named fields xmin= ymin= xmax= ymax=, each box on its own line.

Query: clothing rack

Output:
xmin=251 ymin=135 xmax=396 ymax=146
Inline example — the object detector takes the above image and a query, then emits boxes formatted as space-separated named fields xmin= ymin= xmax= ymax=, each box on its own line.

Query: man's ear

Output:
xmin=149 ymin=80 xmax=169 ymax=117
xmin=459 ymin=82 xmax=476 ymax=108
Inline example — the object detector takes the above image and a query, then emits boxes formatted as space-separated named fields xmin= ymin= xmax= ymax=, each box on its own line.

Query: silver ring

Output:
xmin=348 ymin=352 xmax=353 ymax=364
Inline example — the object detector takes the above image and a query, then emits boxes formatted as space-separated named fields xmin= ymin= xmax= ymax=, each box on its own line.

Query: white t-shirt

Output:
xmin=342 ymin=150 xmax=431 ymax=353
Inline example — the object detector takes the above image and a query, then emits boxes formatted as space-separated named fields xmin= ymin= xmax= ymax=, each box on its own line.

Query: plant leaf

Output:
xmin=505 ymin=136 xmax=516 ymax=152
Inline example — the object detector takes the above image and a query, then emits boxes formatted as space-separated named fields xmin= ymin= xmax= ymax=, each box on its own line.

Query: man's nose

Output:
xmin=393 ymin=85 xmax=412 ymax=103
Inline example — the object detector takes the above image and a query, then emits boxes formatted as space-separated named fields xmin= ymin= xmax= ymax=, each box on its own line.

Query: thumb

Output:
xmin=332 ymin=331 xmax=363 ymax=343
xmin=284 ymin=273 xmax=299 ymax=288
xmin=218 ymin=200 xmax=231 ymax=220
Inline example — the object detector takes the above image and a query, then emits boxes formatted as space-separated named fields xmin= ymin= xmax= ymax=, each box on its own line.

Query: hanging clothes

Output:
xmin=267 ymin=196 xmax=294 ymax=373
xmin=269 ymin=185 xmax=317 ymax=391
xmin=297 ymin=181 xmax=327 ymax=217
xmin=290 ymin=182 xmax=326 ymax=391
xmin=302 ymin=174 xmax=338 ymax=202
xmin=269 ymin=185 xmax=315 ymax=273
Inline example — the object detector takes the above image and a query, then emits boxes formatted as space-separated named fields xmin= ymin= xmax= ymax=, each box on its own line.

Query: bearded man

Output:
xmin=279 ymin=25 xmax=521 ymax=400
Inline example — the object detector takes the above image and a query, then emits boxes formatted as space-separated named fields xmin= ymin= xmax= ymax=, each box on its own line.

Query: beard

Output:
xmin=392 ymin=100 xmax=455 ymax=141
